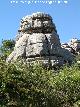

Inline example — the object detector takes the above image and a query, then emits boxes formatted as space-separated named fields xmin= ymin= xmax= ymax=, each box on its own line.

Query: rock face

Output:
xmin=61 ymin=38 xmax=80 ymax=55
xmin=6 ymin=12 xmax=73 ymax=67
xmin=61 ymin=43 xmax=75 ymax=54
xmin=69 ymin=38 xmax=80 ymax=54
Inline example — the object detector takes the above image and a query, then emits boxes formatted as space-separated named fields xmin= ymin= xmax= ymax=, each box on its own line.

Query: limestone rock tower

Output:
xmin=6 ymin=12 xmax=73 ymax=67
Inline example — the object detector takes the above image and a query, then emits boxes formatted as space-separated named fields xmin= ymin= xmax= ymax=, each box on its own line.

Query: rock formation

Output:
xmin=6 ymin=12 xmax=74 ymax=67
xmin=61 ymin=43 xmax=75 ymax=54
xmin=69 ymin=38 xmax=80 ymax=54
xmin=61 ymin=38 xmax=80 ymax=55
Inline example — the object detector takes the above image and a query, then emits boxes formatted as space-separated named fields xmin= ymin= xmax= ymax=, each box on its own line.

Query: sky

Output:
xmin=0 ymin=0 xmax=80 ymax=43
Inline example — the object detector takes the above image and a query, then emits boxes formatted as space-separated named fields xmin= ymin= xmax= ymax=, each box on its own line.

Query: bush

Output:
xmin=0 ymin=39 xmax=15 ymax=60
xmin=0 ymin=59 xmax=80 ymax=107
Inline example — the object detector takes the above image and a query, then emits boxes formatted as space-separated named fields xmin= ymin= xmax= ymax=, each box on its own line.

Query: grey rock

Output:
xmin=69 ymin=38 xmax=80 ymax=54
xmin=6 ymin=12 xmax=74 ymax=67
xmin=62 ymin=38 xmax=80 ymax=55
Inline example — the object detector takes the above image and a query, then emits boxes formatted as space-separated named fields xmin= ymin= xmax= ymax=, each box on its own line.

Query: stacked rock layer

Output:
xmin=61 ymin=38 xmax=80 ymax=55
xmin=6 ymin=12 xmax=73 ymax=67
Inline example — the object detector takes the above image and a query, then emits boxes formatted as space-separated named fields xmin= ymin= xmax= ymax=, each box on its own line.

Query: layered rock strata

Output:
xmin=6 ymin=12 xmax=73 ymax=67
xmin=69 ymin=38 xmax=80 ymax=54
xmin=61 ymin=38 xmax=80 ymax=55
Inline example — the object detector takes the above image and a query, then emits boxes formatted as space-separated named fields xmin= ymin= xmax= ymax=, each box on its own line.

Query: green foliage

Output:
xmin=0 ymin=59 xmax=80 ymax=107
xmin=0 ymin=40 xmax=15 ymax=59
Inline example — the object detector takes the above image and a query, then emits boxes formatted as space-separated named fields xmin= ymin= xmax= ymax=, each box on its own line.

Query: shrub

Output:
xmin=0 ymin=59 xmax=80 ymax=107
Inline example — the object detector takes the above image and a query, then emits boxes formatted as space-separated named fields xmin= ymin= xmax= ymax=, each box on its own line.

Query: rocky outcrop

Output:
xmin=61 ymin=38 xmax=80 ymax=55
xmin=61 ymin=43 xmax=75 ymax=54
xmin=6 ymin=12 xmax=74 ymax=67
xmin=69 ymin=38 xmax=80 ymax=54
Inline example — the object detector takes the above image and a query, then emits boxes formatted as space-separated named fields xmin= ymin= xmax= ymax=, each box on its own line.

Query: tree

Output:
xmin=0 ymin=39 xmax=15 ymax=59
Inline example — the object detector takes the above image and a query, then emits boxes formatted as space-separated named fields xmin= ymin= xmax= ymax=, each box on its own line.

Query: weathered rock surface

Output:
xmin=69 ymin=38 xmax=80 ymax=54
xmin=61 ymin=43 xmax=75 ymax=54
xmin=6 ymin=12 xmax=74 ymax=67
xmin=61 ymin=38 xmax=80 ymax=55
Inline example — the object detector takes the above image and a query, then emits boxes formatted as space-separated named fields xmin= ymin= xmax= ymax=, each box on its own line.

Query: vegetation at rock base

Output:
xmin=0 ymin=59 xmax=80 ymax=107
xmin=0 ymin=40 xmax=80 ymax=107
